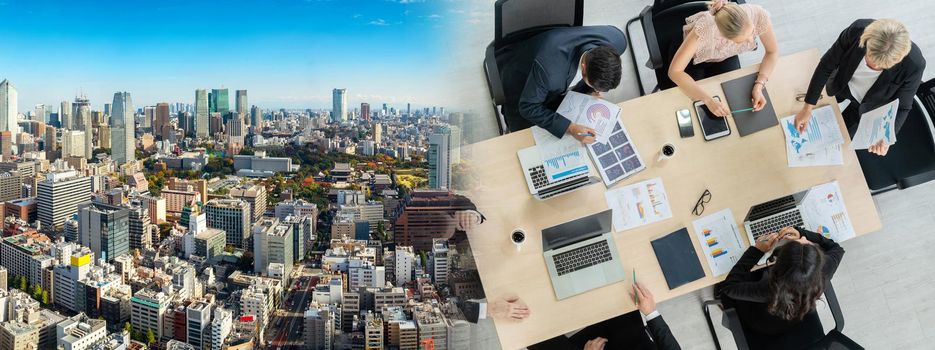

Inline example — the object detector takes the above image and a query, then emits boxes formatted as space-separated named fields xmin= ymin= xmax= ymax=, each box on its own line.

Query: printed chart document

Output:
xmin=691 ymin=209 xmax=745 ymax=276
xmin=850 ymin=99 xmax=898 ymax=150
xmin=781 ymin=105 xmax=844 ymax=167
xmin=604 ymin=177 xmax=672 ymax=232
xmin=800 ymin=181 xmax=856 ymax=242
xmin=531 ymin=126 xmax=590 ymax=182
xmin=557 ymin=91 xmax=618 ymax=143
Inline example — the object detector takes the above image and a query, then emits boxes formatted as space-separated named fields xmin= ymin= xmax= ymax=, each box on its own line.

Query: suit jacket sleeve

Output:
xmin=805 ymin=21 xmax=864 ymax=105
xmin=646 ymin=316 xmax=682 ymax=350
xmin=894 ymin=54 xmax=926 ymax=133
xmin=518 ymin=61 xmax=572 ymax=138
xmin=799 ymin=227 xmax=845 ymax=280
xmin=462 ymin=299 xmax=485 ymax=324
xmin=717 ymin=247 xmax=770 ymax=303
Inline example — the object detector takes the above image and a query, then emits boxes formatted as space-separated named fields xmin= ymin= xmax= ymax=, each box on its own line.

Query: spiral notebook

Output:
xmin=651 ymin=227 xmax=705 ymax=289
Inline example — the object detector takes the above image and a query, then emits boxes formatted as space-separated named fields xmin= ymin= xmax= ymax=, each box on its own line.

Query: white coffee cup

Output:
xmin=657 ymin=143 xmax=676 ymax=162
xmin=511 ymin=229 xmax=526 ymax=252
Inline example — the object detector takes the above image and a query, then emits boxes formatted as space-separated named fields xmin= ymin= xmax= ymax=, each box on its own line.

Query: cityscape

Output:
xmin=0 ymin=79 xmax=485 ymax=350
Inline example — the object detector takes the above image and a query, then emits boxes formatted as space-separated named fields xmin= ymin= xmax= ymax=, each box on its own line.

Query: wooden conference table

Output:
xmin=464 ymin=49 xmax=882 ymax=349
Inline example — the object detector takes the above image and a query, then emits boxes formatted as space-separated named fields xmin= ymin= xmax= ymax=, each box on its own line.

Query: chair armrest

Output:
xmin=823 ymin=283 xmax=846 ymax=333
xmin=703 ymin=299 xmax=749 ymax=350
xmin=484 ymin=42 xmax=506 ymax=104
xmin=639 ymin=6 xmax=663 ymax=70
xmin=898 ymin=169 xmax=935 ymax=189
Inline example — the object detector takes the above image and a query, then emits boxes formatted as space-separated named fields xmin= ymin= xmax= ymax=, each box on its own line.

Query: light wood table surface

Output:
xmin=464 ymin=49 xmax=882 ymax=349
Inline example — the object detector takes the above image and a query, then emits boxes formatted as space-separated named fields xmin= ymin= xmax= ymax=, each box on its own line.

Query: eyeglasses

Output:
xmin=794 ymin=93 xmax=823 ymax=102
xmin=692 ymin=189 xmax=712 ymax=216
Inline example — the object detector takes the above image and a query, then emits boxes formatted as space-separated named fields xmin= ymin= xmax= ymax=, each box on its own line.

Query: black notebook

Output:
xmin=721 ymin=72 xmax=779 ymax=137
xmin=651 ymin=228 xmax=705 ymax=290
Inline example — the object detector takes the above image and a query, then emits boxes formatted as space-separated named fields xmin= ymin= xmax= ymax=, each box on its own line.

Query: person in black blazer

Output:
xmin=794 ymin=19 xmax=926 ymax=156
xmin=716 ymin=227 xmax=845 ymax=341
xmin=497 ymin=25 xmax=627 ymax=143
xmin=526 ymin=282 xmax=682 ymax=350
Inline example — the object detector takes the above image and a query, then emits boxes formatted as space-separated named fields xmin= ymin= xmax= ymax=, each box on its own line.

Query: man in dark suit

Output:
xmin=794 ymin=19 xmax=925 ymax=156
xmin=527 ymin=282 xmax=681 ymax=350
xmin=496 ymin=25 xmax=627 ymax=142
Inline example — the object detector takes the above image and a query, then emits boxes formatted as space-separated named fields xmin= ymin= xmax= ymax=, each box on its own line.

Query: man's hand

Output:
xmin=751 ymin=86 xmax=767 ymax=112
xmin=704 ymin=97 xmax=730 ymax=117
xmin=488 ymin=298 xmax=531 ymax=322
xmin=583 ymin=337 xmax=607 ymax=350
xmin=868 ymin=140 xmax=890 ymax=156
xmin=454 ymin=210 xmax=482 ymax=232
xmin=755 ymin=232 xmax=780 ymax=252
xmin=794 ymin=105 xmax=813 ymax=133
xmin=567 ymin=123 xmax=597 ymax=144
xmin=629 ymin=282 xmax=657 ymax=316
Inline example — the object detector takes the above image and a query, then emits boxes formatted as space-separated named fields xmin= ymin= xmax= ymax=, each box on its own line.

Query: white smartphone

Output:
xmin=694 ymin=97 xmax=730 ymax=141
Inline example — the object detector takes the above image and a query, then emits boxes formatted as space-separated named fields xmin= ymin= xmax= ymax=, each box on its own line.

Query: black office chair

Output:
xmin=703 ymin=282 xmax=864 ymax=350
xmin=624 ymin=0 xmax=744 ymax=95
xmin=857 ymin=78 xmax=935 ymax=194
xmin=483 ymin=0 xmax=584 ymax=135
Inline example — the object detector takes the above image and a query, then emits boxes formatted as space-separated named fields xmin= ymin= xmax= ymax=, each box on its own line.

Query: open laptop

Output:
xmin=542 ymin=209 xmax=626 ymax=300
xmin=742 ymin=189 xmax=809 ymax=264
xmin=518 ymin=146 xmax=599 ymax=200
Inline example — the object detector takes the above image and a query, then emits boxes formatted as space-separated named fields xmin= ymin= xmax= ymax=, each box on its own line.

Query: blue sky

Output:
xmin=0 ymin=0 xmax=456 ymax=111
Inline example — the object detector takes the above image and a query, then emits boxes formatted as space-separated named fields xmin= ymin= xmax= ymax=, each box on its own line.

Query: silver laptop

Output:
xmin=517 ymin=146 xmax=599 ymax=200
xmin=542 ymin=209 xmax=626 ymax=300
xmin=742 ymin=189 xmax=809 ymax=265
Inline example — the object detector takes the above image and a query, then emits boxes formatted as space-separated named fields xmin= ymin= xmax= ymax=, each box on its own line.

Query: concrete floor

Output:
xmin=446 ymin=0 xmax=935 ymax=348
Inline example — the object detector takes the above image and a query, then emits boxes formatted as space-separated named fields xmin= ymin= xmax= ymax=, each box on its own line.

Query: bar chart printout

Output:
xmin=691 ymin=208 xmax=745 ymax=276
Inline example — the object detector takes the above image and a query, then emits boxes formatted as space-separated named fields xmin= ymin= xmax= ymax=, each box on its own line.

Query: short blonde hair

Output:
xmin=860 ymin=19 xmax=911 ymax=69
xmin=709 ymin=2 xmax=750 ymax=39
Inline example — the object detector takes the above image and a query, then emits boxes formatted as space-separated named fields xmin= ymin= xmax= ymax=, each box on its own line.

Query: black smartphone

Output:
xmin=676 ymin=108 xmax=694 ymax=138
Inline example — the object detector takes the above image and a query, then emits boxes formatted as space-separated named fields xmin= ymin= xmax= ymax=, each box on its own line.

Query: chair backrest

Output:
xmin=494 ymin=0 xmax=583 ymax=43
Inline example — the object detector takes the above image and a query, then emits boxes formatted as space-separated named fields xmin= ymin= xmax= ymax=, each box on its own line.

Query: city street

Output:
xmin=264 ymin=263 xmax=320 ymax=349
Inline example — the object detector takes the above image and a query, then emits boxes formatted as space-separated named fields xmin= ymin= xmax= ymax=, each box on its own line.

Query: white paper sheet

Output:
xmin=800 ymin=181 xmax=856 ymax=242
xmin=531 ymin=126 xmax=591 ymax=182
xmin=849 ymin=99 xmax=898 ymax=150
xmin=781 ymin=106 xmax=845 ymax=167
xmin=604 ymin=177 xmax=672 ymax=232
xmin=557 ymin=91 xmax=619 ymax=143
xmin=692 ymin=208 xmax=745 ymax=276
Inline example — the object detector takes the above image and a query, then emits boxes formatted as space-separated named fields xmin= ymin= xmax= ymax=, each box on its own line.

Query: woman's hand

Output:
xmin=755 ymin=232 xmax=780 ymax=252
xmin=751 ymin=85 xmax=767 ymax=111
xmin=583 ymin=338 xmax=608 ymax=350
xmin=794 ymin=105 xmax=813 ymax=133
xmin=868 ymin=140 xmax=890 ymax=156
xmin=704 ymin=97 xmax=730 ymax=117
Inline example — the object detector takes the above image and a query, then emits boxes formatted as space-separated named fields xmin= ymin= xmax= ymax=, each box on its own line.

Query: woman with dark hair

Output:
xmin=717 ymin=226 xmax=845 ymax=340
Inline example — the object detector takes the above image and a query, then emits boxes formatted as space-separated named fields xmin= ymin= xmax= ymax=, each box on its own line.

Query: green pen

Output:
xmin=731 ymin=107 xmax=755 ymax=114
xmin=632 ymin=269 xmax=639 ymax=304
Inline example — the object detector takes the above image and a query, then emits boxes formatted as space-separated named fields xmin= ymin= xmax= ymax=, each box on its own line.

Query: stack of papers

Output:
xmin=800 ymin=181 xmax=856 ymax=242
xmin=691 ymin=209 xmax=745 ymax=276
xmin=604 ymin=177 xmax=672 ymax=232
xmin=850 ymin=99 xmax=898 ymax=150
xmin=780 ymin=105 xmax=845 ymax=167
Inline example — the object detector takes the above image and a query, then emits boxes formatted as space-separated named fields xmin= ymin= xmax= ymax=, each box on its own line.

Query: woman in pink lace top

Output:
xmin=667 ymin=0 xmax=779 ymax=117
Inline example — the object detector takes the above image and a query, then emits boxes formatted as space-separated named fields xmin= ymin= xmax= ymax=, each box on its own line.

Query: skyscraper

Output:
xmin=73 ymin=96 xmax=92 ymax=158
xmin=332 ymin=88 xmax=347 ymax=122
xmin=212 ymin=88 xmax=229 ymax=118
xmin=236 ymin=90 xmax=248 ymax=124
xmin=60 ymin=100 xmax=72 ymax=129
xmin=195 ymin=89 xmax=209 ymax=138
xmin=360 ymin=103 xmax=370 ymax=121
xmin=154 ymin=102 xmax=170 ymax=140
xmin=37 ymin=170 xmax=92 ymax=230
xmin=428 ymin=130 xmax=452 ymax=190
xmin=78 ymin=202 xmax=130 ymax=261
xmin=111 ymin=92 xmax=135 ymax=165
xmin=0 ymin=80 xmax=18 ymax=147
xmin=250 ymin=106 xmax=262 ymax=127
xmin=34 ymin=104 xmax=45 ymax=122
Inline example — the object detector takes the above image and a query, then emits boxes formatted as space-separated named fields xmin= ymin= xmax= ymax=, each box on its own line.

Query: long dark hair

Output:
xmin=767 ymin=241 xmax=825 ymax=321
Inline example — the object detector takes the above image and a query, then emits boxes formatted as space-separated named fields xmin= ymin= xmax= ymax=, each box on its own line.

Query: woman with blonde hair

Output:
xmin=667 ymin=0 xmax=779 ymax=117
xmin=795 ymin=19 xmax=925 ymax=156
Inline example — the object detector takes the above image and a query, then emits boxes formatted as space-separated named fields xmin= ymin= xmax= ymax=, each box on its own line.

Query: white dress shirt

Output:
xmin=848 ymin=57 xmax=883 ymax=103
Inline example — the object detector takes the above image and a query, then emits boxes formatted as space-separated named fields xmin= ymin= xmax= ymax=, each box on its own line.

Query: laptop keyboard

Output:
xmin=750 ymin=210 xmax=804 ymax=239
xmin=553 ymin=240 xmax=613 ymax=276
xmin=529 ymin=165 xmax=548 ymax=190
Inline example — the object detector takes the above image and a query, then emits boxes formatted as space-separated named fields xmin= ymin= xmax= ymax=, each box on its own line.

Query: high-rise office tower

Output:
xmin=407 ymin=103 xmax=411 ymax=117
xmin=45 ymin=126 xmax=57 ymax=161
xmin=103 ymin=103 xmax=111 ymax=117
xmin=361 ymin=103 xmax=371 ymax=121
xmin=226 ymin=112 xmax=246 ymax=154
xmin=73 ymin=96 xmax=92 ymax=158
xmin=62 ymin=130 xmax=86 ymax=159
xmin=332 ymin=88 xmax=347 ymax=122
xmin=205 ymin=199 xmax=250 ymax=249
xmin=250 ymin=106 xmax=262 ymax=127
xmin=0 ymin=131 xmax=11 ymax=160
xmin=0 ymin=80 xmax=18 ymax=147
xmin=78 ymin=202 xmax=130 ymax=261
xmin=382 ymin=103 xmax=388 ymax=116
xmin=154 ymin=102 xmax=170 ymax=140
xmin=195 ymin=89 xmax=209 ymax=138
xmin=60 ymin=100 xmax=72 ymax=129
xmin=98 ymin=124 xmax=111 ymax=149
xmin=211 ymin=88 xmax=229 ymax=118
xmin=142 ymin=106 xmax=154 ymax=130
xmin=111 ymin=92 xmax=135 ymax=165
xmin=428 ymin=130 xmax=452 ymax=189
xmin=373 ymin=123 xmax=382 ymax=145
xmin=236 ymin=90 xmax=248 ymax=124
xmin=37 ymin=170 xmax=92 ymax=230
xmin=34 ymin=104 xmax=45 ymax=122
xmin=448 ymin=125 xmax=461 ymax=164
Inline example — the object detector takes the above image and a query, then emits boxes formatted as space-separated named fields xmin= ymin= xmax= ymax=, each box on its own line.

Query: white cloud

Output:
xmin=369 ymin=18 xmax=388 ymax=26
